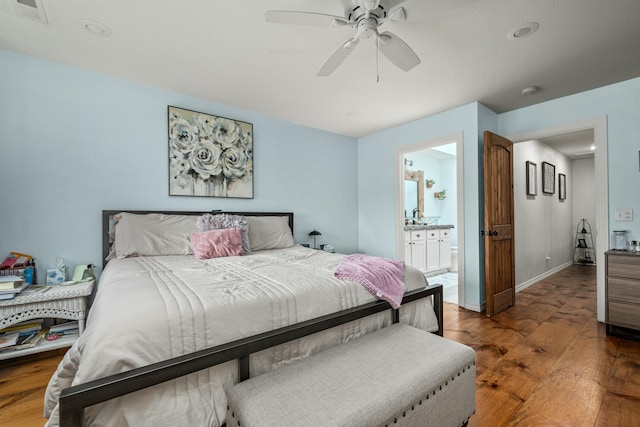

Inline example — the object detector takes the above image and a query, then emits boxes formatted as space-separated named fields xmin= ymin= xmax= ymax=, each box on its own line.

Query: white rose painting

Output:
xmin=168 ymin=106 xmax=253 ymax=198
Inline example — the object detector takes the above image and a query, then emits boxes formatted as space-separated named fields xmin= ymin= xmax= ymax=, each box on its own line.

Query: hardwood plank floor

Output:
xmin=444 ymin=265 xmax=640 ymax=426
xmin=0 ymin=348 xmax=66 ymax=427
xmin=2 ymin=265 xmax=639 ymax=426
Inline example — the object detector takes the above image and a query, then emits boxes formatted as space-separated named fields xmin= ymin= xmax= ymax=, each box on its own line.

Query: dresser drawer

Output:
xmin=608 ymin=301 xmax=640 ymax=330
xmin=607 ymin=254 xmax=640 ymax=280
xmin=607 ymin=277 xmax=640 ymax=304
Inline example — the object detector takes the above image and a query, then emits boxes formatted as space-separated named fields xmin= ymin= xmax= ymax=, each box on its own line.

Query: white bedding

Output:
xmin=44 ymin=246 xmax=437 ymax=427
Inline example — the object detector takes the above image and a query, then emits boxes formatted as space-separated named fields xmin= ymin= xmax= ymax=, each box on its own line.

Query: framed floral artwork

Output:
xmin=168 ymin=106 xmax=253 ymax=198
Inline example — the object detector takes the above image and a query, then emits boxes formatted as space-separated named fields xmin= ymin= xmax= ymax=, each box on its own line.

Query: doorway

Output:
xmin=507 ymin=116 xmax=608 ymax=322
xmin=396 ymin=132 xmax=465 ymax=307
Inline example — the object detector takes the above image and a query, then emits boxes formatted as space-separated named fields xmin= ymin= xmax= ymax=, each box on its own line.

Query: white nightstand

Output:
xmin=0 ymin=280 xmax=94 ymax=360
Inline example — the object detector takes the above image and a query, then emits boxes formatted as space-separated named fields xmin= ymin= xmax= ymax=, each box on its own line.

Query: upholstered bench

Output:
xmin=226 ymin=324 xmax=476 ymax=427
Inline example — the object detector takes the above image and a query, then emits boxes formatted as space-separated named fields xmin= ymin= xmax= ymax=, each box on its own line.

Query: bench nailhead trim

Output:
xmin=383 ymin=364 xmax=474 ymax=426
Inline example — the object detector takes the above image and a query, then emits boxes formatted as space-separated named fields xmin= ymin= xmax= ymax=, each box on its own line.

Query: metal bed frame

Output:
xmin=57 ymin=210 xmax=443 ymax=426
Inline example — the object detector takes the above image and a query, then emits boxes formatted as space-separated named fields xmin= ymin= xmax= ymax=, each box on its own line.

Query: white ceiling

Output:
xmin=1 ymin=0 xmax=640 ymax=138
xmin=538 ymin=129 xmax=595 ymax=160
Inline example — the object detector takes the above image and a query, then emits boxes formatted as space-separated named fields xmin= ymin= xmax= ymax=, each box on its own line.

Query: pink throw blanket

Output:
xmin=334 ymin=254 xmax=406 ymax=309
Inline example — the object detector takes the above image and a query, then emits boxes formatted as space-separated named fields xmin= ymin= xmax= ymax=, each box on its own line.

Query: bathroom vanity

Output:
xmin=404 ymin=225 xmax=453 ymax=274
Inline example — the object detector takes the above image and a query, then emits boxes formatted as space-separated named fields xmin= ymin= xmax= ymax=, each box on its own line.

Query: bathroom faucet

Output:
xmin=412 ymin=208 xmax=419 ymax=218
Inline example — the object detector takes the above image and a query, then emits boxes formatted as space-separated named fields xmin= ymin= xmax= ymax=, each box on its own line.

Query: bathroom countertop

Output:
xmin=403 ymin=224 xmax=454 ymax=231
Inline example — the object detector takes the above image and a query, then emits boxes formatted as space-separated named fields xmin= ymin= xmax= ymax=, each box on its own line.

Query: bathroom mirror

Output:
xmin=404 ymin=170 xmax=424 ymax=219
xmin=405 ymin=180 xmax=418 ymax=217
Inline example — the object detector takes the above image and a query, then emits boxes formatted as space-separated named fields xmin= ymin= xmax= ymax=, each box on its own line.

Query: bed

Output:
xmin=44 ymin=210 xmax=442 ymax=427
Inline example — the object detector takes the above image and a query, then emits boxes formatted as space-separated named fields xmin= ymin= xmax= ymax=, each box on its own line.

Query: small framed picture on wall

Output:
xmin=526 ymin=161 xmax=537 ymax=196
xmin=542 ymin=161 xmax=555 ymax=194
xmin=558 ymin=173 xmax=566 ymax=200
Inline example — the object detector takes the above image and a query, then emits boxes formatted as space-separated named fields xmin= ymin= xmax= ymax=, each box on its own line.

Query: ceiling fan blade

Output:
xmin=377 ymin=31 xmax=421 ymax=72
xmin=265 ymin=10 xmax=349 ymax=27
xmin=317 ymin=39 xmax=360 ymax=76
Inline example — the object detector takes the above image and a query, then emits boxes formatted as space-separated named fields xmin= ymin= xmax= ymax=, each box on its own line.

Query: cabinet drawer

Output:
xmin=440 ymin=229 xmax=450 ymax=239
xmin=608 ymin=301 xmax=640 ymax=330
xmin=410 ymin=230 xmax=426 ymax=241
xmin=426 ymin=230 xmax=439 ymax=240
xmin=608 ymin=277 xmax=640 ymax=304
xmin=607 ymin=254 xmax=640 ymax=280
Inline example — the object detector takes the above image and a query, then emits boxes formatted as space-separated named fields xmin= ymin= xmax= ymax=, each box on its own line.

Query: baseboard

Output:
xmin=463 ymin=302 xmax=484 ymax=313
xmin=516 ymin=261 xmax=573 ymax=293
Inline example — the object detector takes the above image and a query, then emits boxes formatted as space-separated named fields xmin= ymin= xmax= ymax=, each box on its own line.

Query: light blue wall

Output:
xmin=0 ymin=50 xmax=359 ymax=283
xmin=5 ymin=48 xmax=638 ymax=308
xmin=498 ymin=77 xmax=640 ymax=243
xmin=358 ymin=102 xmax=489 ymax=308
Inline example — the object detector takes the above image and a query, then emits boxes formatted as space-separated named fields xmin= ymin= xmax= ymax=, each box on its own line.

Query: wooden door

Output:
xmin=484 ymin=131 xmax=515 ymax=317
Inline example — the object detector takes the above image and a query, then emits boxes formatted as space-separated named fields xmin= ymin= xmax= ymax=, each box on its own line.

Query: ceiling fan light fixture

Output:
xmin=361 ymin=0 xmax=380 ymax=10
xmin=389 ymin=7 xmax=406 ymax=22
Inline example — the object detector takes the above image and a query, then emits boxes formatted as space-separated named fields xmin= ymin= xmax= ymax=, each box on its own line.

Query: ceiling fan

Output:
xmin=265 ymin=0 xmax=420 ymax=76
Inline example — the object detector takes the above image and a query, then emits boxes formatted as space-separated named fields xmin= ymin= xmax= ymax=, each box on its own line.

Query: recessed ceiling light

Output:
xmin=508 ymin=22 xmax=539 ymax=40
xmin=78 ymin=19 xmax=112 ymax=37
xmin=521 ymin=86 xmax=541 ymax=96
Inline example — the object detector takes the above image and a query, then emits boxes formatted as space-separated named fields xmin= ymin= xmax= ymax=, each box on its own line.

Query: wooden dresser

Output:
xmin=605 ymin=250 xmax=640 ymax=339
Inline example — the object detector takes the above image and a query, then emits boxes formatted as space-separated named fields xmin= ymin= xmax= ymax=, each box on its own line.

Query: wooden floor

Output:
xmin=1 ymin=265 xmax=639 ymax=426
xmin=444 ymin=265 xmax=640 ymax=426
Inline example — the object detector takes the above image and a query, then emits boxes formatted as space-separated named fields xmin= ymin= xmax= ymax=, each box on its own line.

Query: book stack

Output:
xmin=0 ymin=252 xmax=36 ymax=287
xmin=0 ymin=319 xmax=47 ymax=354
xmin=0 ymin=252 xmax=32 ymax=270
xmin=0 ymin=275 xmax=30 ymax=301
xmin=45 ymin=321 xmax=80 ymax=342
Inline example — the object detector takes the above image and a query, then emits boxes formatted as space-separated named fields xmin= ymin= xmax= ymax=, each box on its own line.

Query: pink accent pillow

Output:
xmin=190 ymin=228 xmax=244 ymax=259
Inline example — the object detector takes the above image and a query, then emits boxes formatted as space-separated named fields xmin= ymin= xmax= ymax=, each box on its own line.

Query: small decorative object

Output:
xmin=434 ymin=190 xmax=447 ymax=200
xmin=168 ymin=106 xmax=253 ymax=198
xmin=309 ymin=229 xmax=322 ymax=249
xmin=558 ymin=173 xmax=566 ymax=200
xmin=526 ymin=161 xmax=537 ymax=196
xmin=72 ymin=264 xmax=95 ymax=282
xmin=542 ymin=161 xmax=555 ymax=194
xmin=426 ymin=179 xmax=435 ymax=188
xmin=46 ymin=257 xmax=67 ymax=285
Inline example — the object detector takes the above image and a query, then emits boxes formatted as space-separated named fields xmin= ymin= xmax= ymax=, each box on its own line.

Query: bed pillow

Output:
xmin=197 ymin=213 xmax=251 ymax=254
xmin=114 ymin=212 xmax=198 ymax=259
xmin=190 ymin=228 xmax=244 ymax=259
xmin=246 ymin=216 xmax=295 ymax=251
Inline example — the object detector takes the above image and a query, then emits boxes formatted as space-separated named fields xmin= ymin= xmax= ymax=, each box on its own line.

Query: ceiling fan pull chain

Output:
xmin=376 ymin=40 xmax=380 ymax=83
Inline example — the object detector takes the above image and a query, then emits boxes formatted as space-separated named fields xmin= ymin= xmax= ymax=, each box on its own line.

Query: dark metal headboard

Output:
xmin=101 ymin=210 xmax=294 ymax=268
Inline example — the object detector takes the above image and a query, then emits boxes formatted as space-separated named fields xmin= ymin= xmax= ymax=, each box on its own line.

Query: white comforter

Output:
xmin=44 ymin=246 xmax=437 ymax=427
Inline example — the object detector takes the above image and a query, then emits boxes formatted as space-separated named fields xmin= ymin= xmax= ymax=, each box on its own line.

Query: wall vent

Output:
xmin=13 ymin=0 xmax=49 ymax=24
